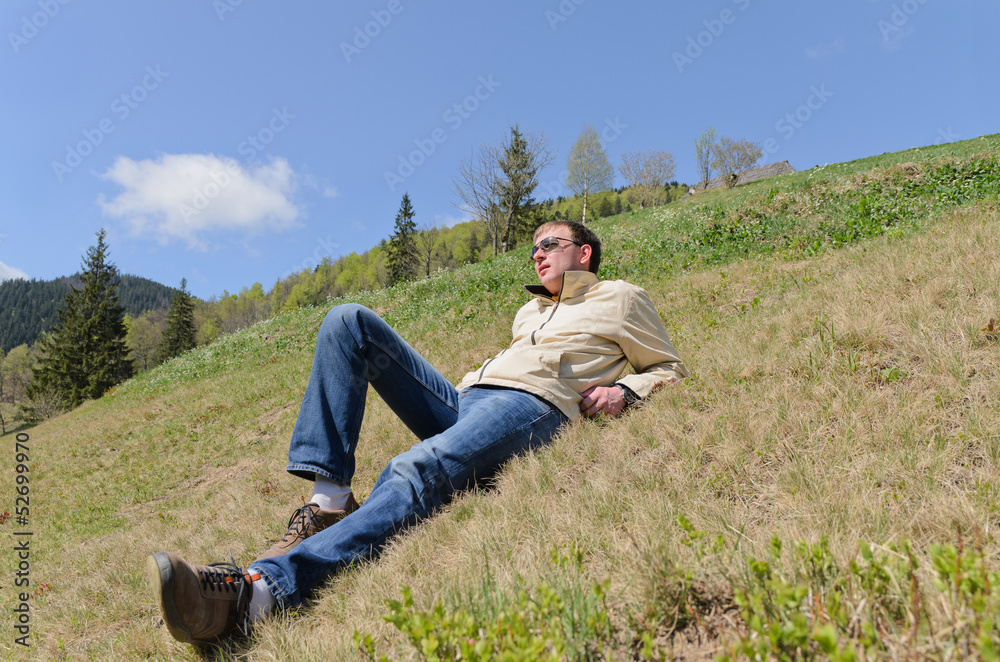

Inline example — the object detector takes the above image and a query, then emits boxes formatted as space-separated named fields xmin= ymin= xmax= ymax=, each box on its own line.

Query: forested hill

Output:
xmin=0 ymin=274 xmax=178 ymax=353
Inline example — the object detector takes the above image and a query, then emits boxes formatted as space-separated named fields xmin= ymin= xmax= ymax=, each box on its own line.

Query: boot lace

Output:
xmin=197 ymin=553 xmax=254 ymax=634
xmin=281 ymin=503 xmax=321 ymax=543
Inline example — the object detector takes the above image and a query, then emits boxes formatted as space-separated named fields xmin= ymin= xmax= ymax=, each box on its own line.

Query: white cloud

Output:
xmin=98 ymin=153 xmax=301 ymax=249
xmin=0 ymin=261 xmax=29 ymax=282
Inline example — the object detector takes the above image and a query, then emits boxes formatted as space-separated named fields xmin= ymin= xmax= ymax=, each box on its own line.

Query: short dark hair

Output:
xmin=534 ymin=220 xmax=602 ymax=274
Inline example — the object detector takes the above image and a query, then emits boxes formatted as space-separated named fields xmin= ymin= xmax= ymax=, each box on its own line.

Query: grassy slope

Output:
xmin=3 ymin=134 xmax=999 ymax=660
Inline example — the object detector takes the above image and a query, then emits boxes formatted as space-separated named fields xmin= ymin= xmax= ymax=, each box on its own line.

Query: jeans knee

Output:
xmin=324 ymin=303 xmax=371 ymax=327
xmin=320 ymin=304 xmax=375 ymax=342
xmin=384 ymin=445 xmax=448 ymax=506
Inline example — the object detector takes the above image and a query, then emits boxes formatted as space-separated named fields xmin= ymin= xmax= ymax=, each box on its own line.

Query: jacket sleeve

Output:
xmin=614 ymin=287 xmax=688 ymax=398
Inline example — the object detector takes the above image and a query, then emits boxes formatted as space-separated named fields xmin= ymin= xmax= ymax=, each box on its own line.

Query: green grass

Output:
xmin=3 ymin=133 xmax=999 ymax=660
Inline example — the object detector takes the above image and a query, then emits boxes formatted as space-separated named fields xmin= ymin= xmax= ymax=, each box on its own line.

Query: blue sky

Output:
xmin=1 ymin=0 xmax=997 ymax=300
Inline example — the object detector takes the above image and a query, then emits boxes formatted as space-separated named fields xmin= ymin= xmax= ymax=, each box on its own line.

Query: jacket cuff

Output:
xmin=615 ymin=383 xmax=641 ymax=410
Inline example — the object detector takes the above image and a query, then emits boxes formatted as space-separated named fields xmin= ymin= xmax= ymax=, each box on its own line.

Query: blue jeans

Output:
xmin=252 ymin=304 xmax=567 ymax=607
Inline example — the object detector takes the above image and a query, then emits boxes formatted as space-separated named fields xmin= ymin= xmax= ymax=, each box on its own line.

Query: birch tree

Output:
xmin=565 ymin=123 xmax=615 ymax=224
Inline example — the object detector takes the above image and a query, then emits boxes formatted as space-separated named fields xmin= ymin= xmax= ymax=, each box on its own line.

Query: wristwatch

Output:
xmin=616 ymin=384 xmax=640 ymax=411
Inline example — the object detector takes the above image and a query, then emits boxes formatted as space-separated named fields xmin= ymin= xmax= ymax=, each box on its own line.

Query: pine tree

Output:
xmin=386 ymin=193 xmax=418 ymax=286
xmin=28 ymin=229 xmax=132 ymax=413
xmin=498 ymin=125 xmax=544 ymax=252
xmin=159 ymin=278 xmax=196 ymax=361
xmin=453 ymin=125 xmax=553 ymax=256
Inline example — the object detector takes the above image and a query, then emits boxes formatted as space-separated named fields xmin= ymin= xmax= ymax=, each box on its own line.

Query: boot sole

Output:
xmin=146 ymin=553 xmax=195 ymax=644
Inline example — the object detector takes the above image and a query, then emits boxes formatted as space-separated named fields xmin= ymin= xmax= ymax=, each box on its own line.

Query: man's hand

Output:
xmin=580 ymin=385 xmax=626 ymax=418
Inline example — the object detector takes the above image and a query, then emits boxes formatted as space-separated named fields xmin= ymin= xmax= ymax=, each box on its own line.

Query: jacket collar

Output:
xmin=524 ymin=270 xmax=599 ymax=303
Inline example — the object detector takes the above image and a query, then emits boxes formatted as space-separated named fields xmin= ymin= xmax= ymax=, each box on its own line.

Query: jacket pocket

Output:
xmin=478 ymin=346 xmax=561 ymax=385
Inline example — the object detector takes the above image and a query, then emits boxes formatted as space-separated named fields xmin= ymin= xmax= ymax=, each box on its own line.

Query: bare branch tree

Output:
xmin=618 ymin=150 xmax=676 ymax=209
xmin=416 ymin=223 xmax=441 ymax=278
xmin=565 ymin=123 xmax=615 ymax=224
xmin=711 ymin=136 xmax=763 ymax=188
xmin=453 ymin=146 xmax=504 ymax=256
xmin=453 ymin=125 xmax=554 ymax=255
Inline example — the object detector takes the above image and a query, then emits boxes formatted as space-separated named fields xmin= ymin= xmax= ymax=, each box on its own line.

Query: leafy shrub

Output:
xmin=718 ymin=534 xmax=1000 ymax=662
xmin=356 ymin=544 xmax=613 ymax=661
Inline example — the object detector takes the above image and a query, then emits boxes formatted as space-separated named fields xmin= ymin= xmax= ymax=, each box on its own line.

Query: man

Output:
xmin=147 ymin=220 xmax=687 ymax=643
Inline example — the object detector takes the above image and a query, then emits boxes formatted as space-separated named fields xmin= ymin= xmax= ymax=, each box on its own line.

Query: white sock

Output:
xmin=247 ymin=571 xmax=276 ymax=623
xmin=310 ymin=475 xmax=352 ymax=511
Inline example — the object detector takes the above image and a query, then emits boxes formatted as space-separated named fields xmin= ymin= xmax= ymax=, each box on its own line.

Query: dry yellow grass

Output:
xmin=3 ymin=196 xmax=998 ymax=659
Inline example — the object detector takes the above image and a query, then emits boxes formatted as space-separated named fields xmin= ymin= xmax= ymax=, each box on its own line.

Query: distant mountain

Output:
xmin=0 ymin=274 xmax=179 ymax=354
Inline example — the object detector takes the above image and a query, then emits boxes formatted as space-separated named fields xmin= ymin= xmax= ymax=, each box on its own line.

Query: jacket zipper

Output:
xmin=530 ymin=273 xmax=564 ymax=345
xmin=530 ymin=297 xmax=560 ymax=345
xmin=476 ymin=276 xmax=563 ymax=381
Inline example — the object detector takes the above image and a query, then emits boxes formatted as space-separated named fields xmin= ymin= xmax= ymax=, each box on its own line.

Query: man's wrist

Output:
xmin=616 ymin=384 xmax=640 ymax=411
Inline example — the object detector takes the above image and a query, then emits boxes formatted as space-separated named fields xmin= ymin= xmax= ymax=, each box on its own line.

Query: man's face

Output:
xmin=532 ymin=225 xmax=591 ymax=295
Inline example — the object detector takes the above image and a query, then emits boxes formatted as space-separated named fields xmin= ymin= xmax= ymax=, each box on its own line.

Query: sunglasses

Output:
xmin=530 ymin=236 xmax=583 ymax=259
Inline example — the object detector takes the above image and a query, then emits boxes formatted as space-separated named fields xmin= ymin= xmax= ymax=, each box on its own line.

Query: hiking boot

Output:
xmin=147 ymin=551 xmax=257 ymax=644
xmin=255 ymin=493 xmax=360 ymax=561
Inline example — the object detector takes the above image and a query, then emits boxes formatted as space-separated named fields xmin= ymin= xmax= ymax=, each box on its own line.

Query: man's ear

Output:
xmin=578 ymin=244 xmax=593 ymax=270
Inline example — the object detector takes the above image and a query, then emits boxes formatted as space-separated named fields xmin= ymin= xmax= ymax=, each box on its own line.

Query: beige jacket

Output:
xmin=456 ymin=271 xmax=688 ymax=420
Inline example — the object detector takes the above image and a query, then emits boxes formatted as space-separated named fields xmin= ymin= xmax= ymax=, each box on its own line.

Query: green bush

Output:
xmin=357 ymin=544 xmax=613 ymax=661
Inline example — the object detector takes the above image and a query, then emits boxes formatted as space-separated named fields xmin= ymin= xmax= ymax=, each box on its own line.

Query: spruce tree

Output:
xmin=29 ymin=229 xmax=132 ymax=412
xmin=159 ymin=278 xmax=197 ymax=361
xmin=386 ymin=193 xmax=418 ymax=286
xmin=498 ymin=125 xmax=537 ymax=252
